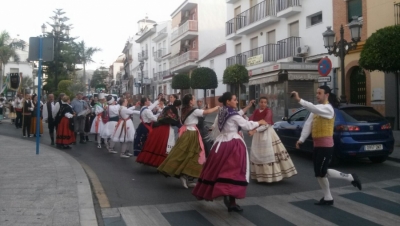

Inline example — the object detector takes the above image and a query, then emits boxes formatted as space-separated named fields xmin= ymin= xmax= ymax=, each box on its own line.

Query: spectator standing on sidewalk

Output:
xmin=30 ymin=94 xmax=44 ymax=137
xmin=43 ymin=94 xmax=56 ymax=145
xmin=293 ymin=86 xmax=362 ymax=206
xmin=55 ymin=95 xmax=76 ymax=149
xmin=21 ymin=94 xmax=33 ymax=137
xmin=0 ymin=93 xmax=4 ymax=123
xmin=14 ymin=93 xmax=23 ymax=128
xmin=71 ymin=92 xmax=88 ymax=144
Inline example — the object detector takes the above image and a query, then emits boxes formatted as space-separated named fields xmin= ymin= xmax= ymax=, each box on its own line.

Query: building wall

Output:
xmin=197 ymin=52 xmax=228 ymax=107
xmin=197 ymin=0 xmax=227 ymax=59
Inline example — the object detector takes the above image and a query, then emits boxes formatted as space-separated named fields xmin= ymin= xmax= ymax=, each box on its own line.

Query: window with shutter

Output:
xmin=289 ymin=21 xmax=299 ymax=37
xmin=348 ymin=0 xmax=362 ymax=22
xmin=267 ymin=30 xmax=276 ymax=44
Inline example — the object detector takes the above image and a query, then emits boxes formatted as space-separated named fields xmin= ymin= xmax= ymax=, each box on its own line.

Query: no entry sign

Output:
xmin=318 ymin=57 xmax=332 ymax=77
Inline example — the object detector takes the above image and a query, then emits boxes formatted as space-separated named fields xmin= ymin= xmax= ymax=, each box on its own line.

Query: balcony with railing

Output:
xmin=226 ymin=0 xmax=240 ymax=3
xmin=276 ymin=0 xmax=302 ymax=18
xmin=226 ymin=0 xmax=279 ymax=40
xmin=226 ymin=44 xmax=279 ymax=67
xmin=277 ymin=36 xmax=301 ymax=59
xmin=153 ymin=27 xmax=168 ymax=42
xmin=153 ymin=48 xmax=166 ymax=62
xmin=395 ymin=3 xmax=400 ymax=25
xmin=171 ymin=20 xmax=198 ymax=44
xmin=169 ymin=51 xmax=198 ymax=73
xmin=137 ymin=71 xmax=151 ymax=84
xmin=138 ymin=50 xmax=148 ymax=62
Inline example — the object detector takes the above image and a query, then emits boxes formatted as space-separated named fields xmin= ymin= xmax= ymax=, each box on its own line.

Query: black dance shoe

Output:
xmin=223 ymin=196 xmax=230 ymax=208
xmin=228 ymin=205 xmax=244 ymax=212
xmin=351 ymin=174 xmax=362 ymax=191
xmin=314 ymin=198 xmax=334 ymax=206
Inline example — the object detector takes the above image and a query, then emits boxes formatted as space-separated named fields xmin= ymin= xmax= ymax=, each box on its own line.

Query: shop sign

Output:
xmin=247 ymin=54 xmax=263 ymax=66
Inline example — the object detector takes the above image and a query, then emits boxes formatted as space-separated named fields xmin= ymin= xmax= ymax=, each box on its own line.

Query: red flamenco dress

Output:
xmin=136 ymin=105 xmax=181 ymax=167
xmin=56 ymin=103 xmax=76 ymax=148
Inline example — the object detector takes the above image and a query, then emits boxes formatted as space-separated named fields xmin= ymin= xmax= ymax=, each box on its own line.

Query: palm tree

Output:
xmin=76 ymin=40 xmax=101 ymax=93
xmin=0 ymin=31 xmax=25 ymax=93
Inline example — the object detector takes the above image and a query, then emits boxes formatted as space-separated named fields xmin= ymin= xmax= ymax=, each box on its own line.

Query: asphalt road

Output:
xmin=1 ymin=117 xmax=399 ymax=208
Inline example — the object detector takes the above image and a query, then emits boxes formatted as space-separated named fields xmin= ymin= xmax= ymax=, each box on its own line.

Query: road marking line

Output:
xmin=79 ymin=161 xmax=111 ymax=208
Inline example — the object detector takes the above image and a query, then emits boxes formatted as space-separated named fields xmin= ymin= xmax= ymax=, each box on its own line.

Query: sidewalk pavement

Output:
xmin=0 ymin=135 xmax=98 ymax=226
xmin=204 ymin=112 xmax=400 ymax=160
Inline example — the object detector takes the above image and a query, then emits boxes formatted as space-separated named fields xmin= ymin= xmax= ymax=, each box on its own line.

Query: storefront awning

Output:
xmin=248 ymin=72 xmax=279 ymax=85
xmin=288 ymin=72 xmax=320 ymax=80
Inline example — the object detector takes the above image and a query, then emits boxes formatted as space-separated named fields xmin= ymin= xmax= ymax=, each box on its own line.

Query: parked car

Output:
xmin=273 ymin=104 xmax=394 ymax=164
xmin=92 ymin=93 xmax=118 ymax=101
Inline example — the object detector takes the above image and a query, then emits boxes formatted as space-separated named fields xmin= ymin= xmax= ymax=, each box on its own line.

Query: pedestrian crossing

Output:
xmin=102 ymin=178 xmax=400 ymax=226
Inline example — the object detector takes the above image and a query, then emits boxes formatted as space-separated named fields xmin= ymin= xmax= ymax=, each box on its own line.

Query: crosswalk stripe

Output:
xmin=188 ymin=200 xmax=255 ymax=226
xmin=384 ymin=185 xmax=400 ymax=194
xmin=111 ymin=180 xmax=400 ymax=226
xmin=341 ymin=192 xmax=400 ymax=216
xmin=119 ymin=206 xmax=159 ymax=226
xmin=324 ymin=191 xmax=400 ymax=226
xmin=162 ymin=210 xmax=213 ymax=226
xmin=239 ymin=205 xmax=295 ymax=226
xmin=255 ymin=195 xmax=336 ymax=226
xmin=290 ymin=199 xmax=380 ymax=226
xmin=140 ymin=205 xmax=171 ymax=226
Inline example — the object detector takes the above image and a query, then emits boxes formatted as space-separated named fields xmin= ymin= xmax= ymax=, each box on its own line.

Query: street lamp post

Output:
xmin=139 ymin=61 xmax=144 ymax=95
xmin=322 ymin=17 xmax=363 ymax=103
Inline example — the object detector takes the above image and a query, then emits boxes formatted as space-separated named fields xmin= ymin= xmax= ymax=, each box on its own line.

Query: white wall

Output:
xmin=198 ymin=0 xmax=227 ymax=60
xmin=197 ymin=52 xmax=228 ymax=98
xmin=226 ymin=0 xmax=337 ymax=66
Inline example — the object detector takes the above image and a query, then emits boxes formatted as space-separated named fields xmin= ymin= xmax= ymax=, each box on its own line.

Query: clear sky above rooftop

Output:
xmin=0 ymin=0 xmax=183 ymax=70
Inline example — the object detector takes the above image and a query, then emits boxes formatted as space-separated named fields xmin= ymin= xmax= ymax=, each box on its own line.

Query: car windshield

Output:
xmin=340 ymin=107 xmax=384 ymax=123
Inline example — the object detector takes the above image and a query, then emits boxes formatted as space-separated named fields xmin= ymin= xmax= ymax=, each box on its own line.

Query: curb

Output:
xmin=57 ymin=149 xmax=98 ymax=226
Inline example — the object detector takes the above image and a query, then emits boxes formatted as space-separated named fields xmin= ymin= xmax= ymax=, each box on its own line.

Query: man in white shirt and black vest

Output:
xmin=292 ymin=86 xmax=362 ymax=206
xmin=43 ymin=94 xmax=56 ymax=145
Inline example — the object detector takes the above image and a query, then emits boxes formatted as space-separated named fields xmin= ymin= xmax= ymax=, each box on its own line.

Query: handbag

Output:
xmin=8 ymin=112 xmax=16 ymax=119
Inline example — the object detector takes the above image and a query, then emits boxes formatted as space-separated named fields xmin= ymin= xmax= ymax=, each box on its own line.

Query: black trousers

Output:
xmin=23 ymin=115 xmax=31 ymax=136
xmin=15 ymin=111 xmax=22 ymax=128
xmin=313 ymin=147 xmax=334 ymax=177
xmin=48 ymin=118 xmax=55 ymax=133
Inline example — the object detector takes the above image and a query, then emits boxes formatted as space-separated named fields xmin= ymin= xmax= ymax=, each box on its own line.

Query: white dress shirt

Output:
xmin=298 ymin=99 xmax=334 ymax=143
xmin=43 ymin=102 xmax=55 ymax=121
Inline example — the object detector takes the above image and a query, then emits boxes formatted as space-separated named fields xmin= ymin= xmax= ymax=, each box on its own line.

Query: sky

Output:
xmin=0 ymin=0 xmax=184 ymax=70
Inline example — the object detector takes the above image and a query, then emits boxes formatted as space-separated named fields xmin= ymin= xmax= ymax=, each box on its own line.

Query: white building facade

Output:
xmin=168 ymin=0 xmax=227 ymax=97
xmin=226 ymin=0 xmax=338 ymax=120
xmin=196 ymin=44 xmax=228 ymax=107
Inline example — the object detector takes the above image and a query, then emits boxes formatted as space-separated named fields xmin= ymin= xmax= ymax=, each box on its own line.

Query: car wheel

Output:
xmin=368 ymin=155 xmax=388 ymax=163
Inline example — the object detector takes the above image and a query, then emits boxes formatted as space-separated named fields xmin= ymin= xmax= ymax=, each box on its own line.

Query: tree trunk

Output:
xmin=238 ymin=83 xmax=241 ymax=109
xmin=204 ymin=89 xmax=207 ymax=108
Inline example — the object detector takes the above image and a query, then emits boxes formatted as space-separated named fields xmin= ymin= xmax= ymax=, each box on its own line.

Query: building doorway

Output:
xmin=349 ymin=66 xmax=366 ymax=105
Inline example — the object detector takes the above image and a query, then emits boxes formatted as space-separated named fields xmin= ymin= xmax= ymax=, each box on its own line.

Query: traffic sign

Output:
xmin=318 ymin=76 xmax=331 ymax=83
xmin=318 ymin=57 xmax=332 ymax=77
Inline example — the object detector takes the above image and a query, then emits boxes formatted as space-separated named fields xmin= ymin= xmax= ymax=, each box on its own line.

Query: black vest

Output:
xmin=47 ymin=101 xmax=53 ymax=120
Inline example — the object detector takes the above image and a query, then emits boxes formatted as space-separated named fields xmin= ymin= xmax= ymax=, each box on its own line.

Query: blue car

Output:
xmin=273 ymin=104 xmax=394 ymax=164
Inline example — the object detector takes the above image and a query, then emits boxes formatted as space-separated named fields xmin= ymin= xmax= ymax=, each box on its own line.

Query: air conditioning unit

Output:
xmin=184 ymin=40 xmax=190 ymax=47
xmin=184 ymin=10 xmax=190 ymax=18
xmin=296 ymin=45 xmax=309 ymax=56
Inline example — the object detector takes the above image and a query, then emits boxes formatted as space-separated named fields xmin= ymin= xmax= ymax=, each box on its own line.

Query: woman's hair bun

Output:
xmin=218 ymin=96 xmax=225 ymax=103
xmin=173 ymin=99 xmax=182 ymax=107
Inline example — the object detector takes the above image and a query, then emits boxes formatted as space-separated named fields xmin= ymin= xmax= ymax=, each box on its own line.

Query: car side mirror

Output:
xmin=282 ymin=116 xmax=288 ymax=121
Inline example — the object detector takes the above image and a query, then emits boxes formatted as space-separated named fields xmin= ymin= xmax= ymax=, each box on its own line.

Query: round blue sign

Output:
xmin=318 ymin=57 xmax=332 ymax=77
